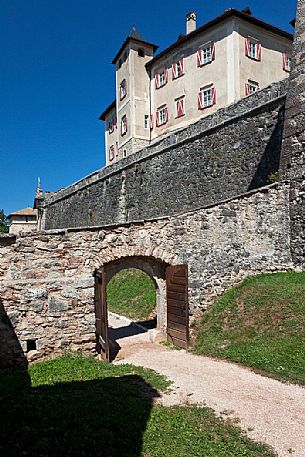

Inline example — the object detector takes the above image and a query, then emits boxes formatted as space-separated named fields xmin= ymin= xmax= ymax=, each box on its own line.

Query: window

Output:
xmin=155 ymin=69 xmax=168 ymax=89
xmin=282 ymin=52 xmax=291 ymax=72
xmin=120 ymin=79 xmax=127 ymax=100
xmin=245 ymin=38 xmax=261 ymax=61
xmin=197 ymin=42 xmax=215 ymax=66
xmin=198 ymin=86 xmax=216 ymax=110
xmin=138 ymin=48 xmax=145 ymax=57
xmin=145 ymin=115 xmax=149 ymax=129
xmin=123 ymin=149 xmax=127 ymax=158
xmin=172 ymin=58 xmax=185 ymax=79
xmin=26 ymin=340 xmax=36 ymax=352
xmin=175 ymin=96 xmax=185 ymax=118
xmin=121 ymin=115 xmax=128 ymax=136
xmin=108 ymin=145 xmax=115 ymax=161
xmin=156 ymin=105 xmax=169 ymax=126
xmin=108 ymin=117 xmax=116 ymax=134
xmin=245 ymin=80 xmax=259 ymax=96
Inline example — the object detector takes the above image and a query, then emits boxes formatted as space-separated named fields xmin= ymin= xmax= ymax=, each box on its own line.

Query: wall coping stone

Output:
xmin=45 ymin=79 xmax=288 ymax=207
xmin=22 ymin=182 xmax=286 ymax=237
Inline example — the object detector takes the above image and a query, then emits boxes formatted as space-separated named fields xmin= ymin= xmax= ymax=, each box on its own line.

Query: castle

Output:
xmin=100 ymin=7 xmax=293 ymax=166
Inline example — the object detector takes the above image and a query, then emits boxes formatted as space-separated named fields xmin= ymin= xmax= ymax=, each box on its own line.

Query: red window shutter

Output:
xmin=164 ymin=107 xmax=169 ymax=123
xmin=211 ymin=42 xmax=216 ymax=61
xmin=172 ymin=63 xmax=177 ymax=79
xmin=155 ymin=74 xmax=159 ymax=89
xmin=197 ymin=92 xmax=203 ymax=110
xmin=197 ymin=50 xmax=202 ymax=67
xmin=156 ymin=111 xmax=160 ymax=127
xmin=211 ymin=87 xmax=217 ymax=105
xmin=165 ymin=69 xmax=169 ymax=84
xmin=257 ymin=44 xmax=262 ymax=61
xmin=245 ymin=83 xmax=250 ymax=96
xmin=177 ymin=99 xmax=185 ymax=117
xmin=245 ymin=38 xmax=250 ymax=57
xmin=180 ymin=58 xmax=185 ymax=74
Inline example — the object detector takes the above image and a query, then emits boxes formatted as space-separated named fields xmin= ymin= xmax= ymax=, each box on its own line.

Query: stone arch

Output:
xmin=103 ymin=256 xmax=169 ymax=334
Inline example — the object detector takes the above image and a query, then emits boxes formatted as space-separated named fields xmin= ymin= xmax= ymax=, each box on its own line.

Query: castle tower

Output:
xmin=111 ymin=27 xmax=158 ymax=160
xmin=281 ymin=0 xmax=305 ymax=266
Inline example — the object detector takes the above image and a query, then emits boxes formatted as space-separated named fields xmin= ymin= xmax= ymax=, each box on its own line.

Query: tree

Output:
xmin=0 ymin=209 xmax=9 ymax=233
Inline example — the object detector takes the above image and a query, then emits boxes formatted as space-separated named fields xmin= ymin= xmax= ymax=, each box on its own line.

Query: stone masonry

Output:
xmin=0 ymin=183 xmax=292 ymax=361
xmin=281 ymin=0 xmax=305 ymax=267
xmin=44 ymin=80 xmax=287 ymax=230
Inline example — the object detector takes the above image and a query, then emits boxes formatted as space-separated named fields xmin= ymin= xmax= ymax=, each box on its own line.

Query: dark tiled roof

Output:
xmin=99 ymin=99 xmax=116 ymax=121
xmin=146 ymin=8 xmax=294 ymax=69
xmin=112 ymin=26 xmax=158 ymax=64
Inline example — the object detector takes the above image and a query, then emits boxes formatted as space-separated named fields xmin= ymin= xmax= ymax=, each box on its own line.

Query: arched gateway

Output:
xmin=94 ymin=256 xmax=189 ymax=361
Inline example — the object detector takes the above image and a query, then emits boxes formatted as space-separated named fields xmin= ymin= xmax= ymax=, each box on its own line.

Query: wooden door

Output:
xmin=94 ymin=268 xmax=110 ymax=362
xmin=166 ymin=265 xmax=189 ymax=349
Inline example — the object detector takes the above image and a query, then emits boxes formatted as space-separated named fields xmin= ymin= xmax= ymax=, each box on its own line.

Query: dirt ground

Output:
xmin=109 ymin=313 xmax=305 ymax=457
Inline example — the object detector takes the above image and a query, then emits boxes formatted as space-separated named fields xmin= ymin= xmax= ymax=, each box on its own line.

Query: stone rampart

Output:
xmin=44 ymin=80 xmax=287 ymax=230
xmin=0 ymin=183 xmax=292 ymax=359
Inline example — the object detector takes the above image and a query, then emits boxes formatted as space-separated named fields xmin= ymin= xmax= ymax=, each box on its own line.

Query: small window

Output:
xmin=198 ymin=86 xmax=216 ymax=110
xmin=245 ymin=38 xmax=261 ymax=61
xmin=108 ymin=145 xmax=115 ymax=161
xmin=123 ymin=149 xmax=127 ymax=158
xmin=155 ymin=69 xmax=168 ymax=89
xmin=144 ymin=115 xmax=150 ymax=129
xmin=138 ymin=48 xmax=145 ymax=57
xmin=282 ymin=52 xmax=291 ymax=72
xmin=120 ymin=79 xmax=127 ymax=100
xmin=121 ymin=115 xmax=128 ymax=136
xmin=245 ymin=80 xmax=259 ymax=96
xmin=172 ymin=58 xmax=184 ymax=79
xmin=197 ymin=42 xmax=215 ymax=66
xmin=108 ymin=117 xmax=116 ymax=134
xmin=156 ymin=105 xmax=169 ymax=126
xmin=175 ymin=96 xmax=185 ymax=118
xmin=26 ymin=340 xmax=36 ymax=352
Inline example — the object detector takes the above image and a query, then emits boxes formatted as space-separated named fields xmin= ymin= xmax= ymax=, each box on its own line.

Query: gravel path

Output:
xmin=114 ymin=340 xmax=305 ymax=457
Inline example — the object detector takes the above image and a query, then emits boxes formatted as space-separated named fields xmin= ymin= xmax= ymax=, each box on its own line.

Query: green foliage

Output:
xmin=107 ymin=268 xmax=156 ymax=320
xmin=0 ymin=209 xmax=9 ymax=233
xmin=194 ymin=272 xmax=305 ymax=385
xmin=0 ymin=354 xmax=275 ymax=457
xmin=267 ymin=171 xmax=279 ymax=184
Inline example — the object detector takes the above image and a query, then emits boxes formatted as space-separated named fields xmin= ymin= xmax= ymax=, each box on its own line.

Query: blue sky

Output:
xmin=0 ymin=0 xmax=297 ymax=215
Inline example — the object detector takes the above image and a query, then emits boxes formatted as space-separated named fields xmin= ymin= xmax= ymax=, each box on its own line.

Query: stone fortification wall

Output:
xmin=44 ymin=80 xmax=287 ymax=230
xmin=281 ymin=0 xmax=305 ymax=267
xmin=0 ymin=183 xmax=292 ymax=359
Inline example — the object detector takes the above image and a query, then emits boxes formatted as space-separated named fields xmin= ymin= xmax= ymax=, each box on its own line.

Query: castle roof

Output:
xmin=111 ymin=26 xmax=158 ymax=65
xmin=146 ymin=8 xmax=294 ymax=69
xmin=8 ymin=207 xmax=38 ymax=218
xmin=99 ymin=99 xmax=116 ymax=121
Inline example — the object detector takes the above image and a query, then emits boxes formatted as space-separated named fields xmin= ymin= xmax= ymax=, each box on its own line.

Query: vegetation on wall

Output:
xmin=0 ymin=209 xmax=9 ymax=233
xmin=107 ymin=268 xmax=156 ymax=320
xmin=194 ymin=272 xmax=305 ymax=385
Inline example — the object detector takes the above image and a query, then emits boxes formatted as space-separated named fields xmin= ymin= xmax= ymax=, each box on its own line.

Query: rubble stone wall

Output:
xmin=0 ymin=183 xmax=292 ymax=360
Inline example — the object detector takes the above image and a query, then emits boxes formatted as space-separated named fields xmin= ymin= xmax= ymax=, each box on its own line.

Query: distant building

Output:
xmin=99 ymin=7 xmax=293 ymax=166
xmin=8 ymin=208 xmax=38 ymax=234
xmin=8 ymin=179 xmax=45 ymax=234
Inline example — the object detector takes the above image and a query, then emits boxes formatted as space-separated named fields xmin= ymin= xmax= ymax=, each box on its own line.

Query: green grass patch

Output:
xmin=107 ymin=268 xmax=156 ymax=320
xmin=0 ymin=353 xmax=275 ymax=457
xmin=194 ymin=272 xmax=305 ymax=385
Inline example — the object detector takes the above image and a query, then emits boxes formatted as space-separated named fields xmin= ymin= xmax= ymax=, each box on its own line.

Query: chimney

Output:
xmin=186 ymin=12 xmax=197 ymax=35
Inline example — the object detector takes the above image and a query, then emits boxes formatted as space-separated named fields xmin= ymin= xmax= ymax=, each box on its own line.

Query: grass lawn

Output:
xmin=107 ymin=268 xmax=156 ymax=320
xmin=0 ymin=353 xmax=275 ymax=457
xmin=194 ymin=272 xmax=305 ymax=385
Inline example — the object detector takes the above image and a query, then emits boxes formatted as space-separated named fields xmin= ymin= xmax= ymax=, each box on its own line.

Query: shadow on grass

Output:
xmin=0 ymin=372 xmax=160 ymax=457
